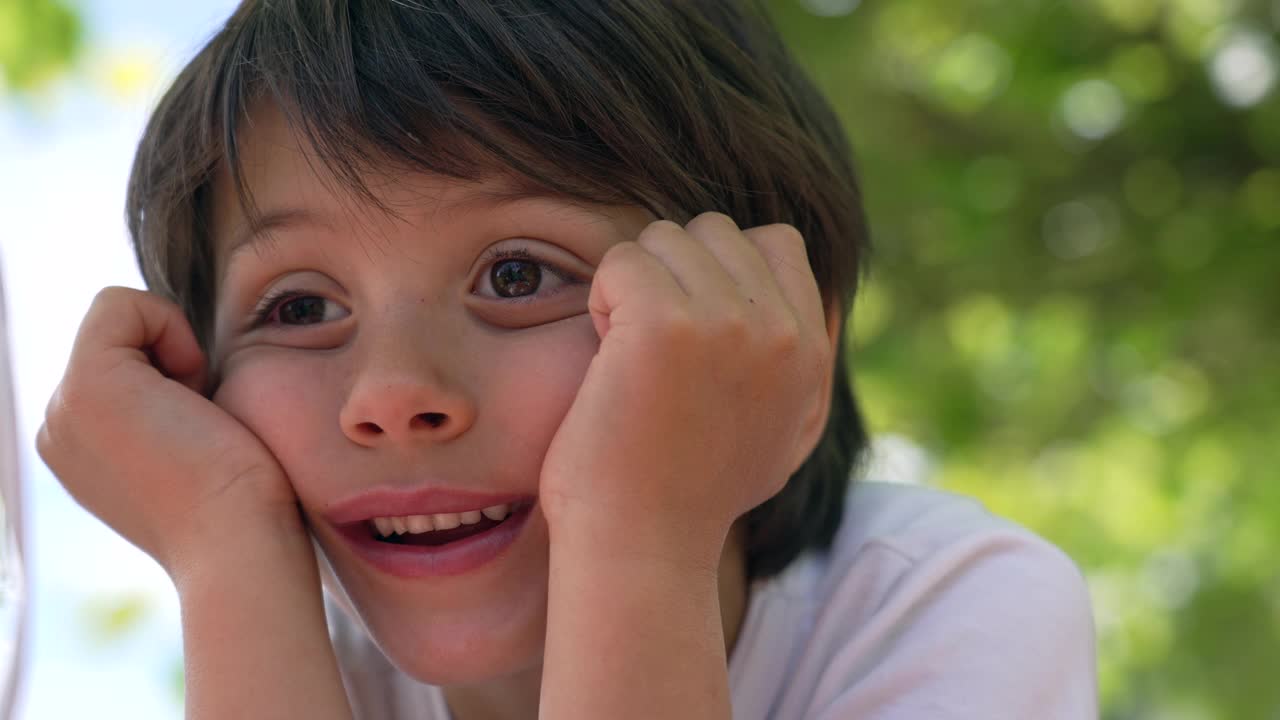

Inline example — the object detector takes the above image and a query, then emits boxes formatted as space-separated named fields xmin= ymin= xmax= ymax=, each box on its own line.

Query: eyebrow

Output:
xmin=225 ymin=207 xmax=328 ymax=261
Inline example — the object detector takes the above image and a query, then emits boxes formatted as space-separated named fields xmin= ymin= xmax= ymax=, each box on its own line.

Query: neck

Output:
xmin=443 ymin=521 xmax=751 ymax=720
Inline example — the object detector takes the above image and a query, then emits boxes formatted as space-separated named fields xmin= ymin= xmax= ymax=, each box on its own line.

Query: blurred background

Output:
xmin=0 ymin=0 xmax=1276 ymax=718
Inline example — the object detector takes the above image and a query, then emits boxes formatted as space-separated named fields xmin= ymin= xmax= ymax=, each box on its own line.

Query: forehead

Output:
xmin=209 ymin=104 xmax=631 ymax=276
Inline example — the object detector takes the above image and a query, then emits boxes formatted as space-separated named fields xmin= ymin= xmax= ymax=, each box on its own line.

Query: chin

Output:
xmin=313 ymin=504 xmax=553 ymax=687
xmin=378 ymin=630 xmax=540 ymax=686
xmin=318 ymin=555 xmax=550 ymax=688
xmin=375 ymin=620 xmax=546 ymax=686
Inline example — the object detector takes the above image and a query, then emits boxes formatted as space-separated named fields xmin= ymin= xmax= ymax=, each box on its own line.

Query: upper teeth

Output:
xmin=371 ymin=503 xmax=511 ymax=536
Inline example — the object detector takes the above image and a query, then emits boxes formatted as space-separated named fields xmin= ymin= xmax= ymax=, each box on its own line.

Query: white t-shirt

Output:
xmin=326 ymin=481 xmax=1098 ymax=719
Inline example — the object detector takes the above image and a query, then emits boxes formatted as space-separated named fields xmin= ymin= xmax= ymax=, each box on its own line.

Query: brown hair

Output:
xmin=126 ymin=0 xmax=872 ymax=580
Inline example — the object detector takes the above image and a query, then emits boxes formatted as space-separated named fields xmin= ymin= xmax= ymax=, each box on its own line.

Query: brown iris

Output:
xmin=491 ymin=259 xmax=541 ymax=298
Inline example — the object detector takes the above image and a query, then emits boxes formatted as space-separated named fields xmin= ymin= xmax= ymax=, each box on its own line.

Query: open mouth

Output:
xmin=367 ymin=501 xmax=533 ymax=548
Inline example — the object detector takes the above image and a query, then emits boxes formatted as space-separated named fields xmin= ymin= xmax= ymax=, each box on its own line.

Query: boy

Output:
xmin=38 ymin=1 xmax=1097 ymax=718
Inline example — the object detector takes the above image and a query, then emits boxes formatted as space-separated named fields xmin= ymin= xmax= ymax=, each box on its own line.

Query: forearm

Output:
xmin=540 ymin=516 xmax=732 ymax=720
xmin=175 ymin=513 xmax=352 ymax=720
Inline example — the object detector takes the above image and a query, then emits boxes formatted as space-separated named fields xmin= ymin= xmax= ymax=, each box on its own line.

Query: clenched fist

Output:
xmin=37 ymin=287 xmax=299 ymax=577
xmin=539 ymin=213 xmax=837 ymax=565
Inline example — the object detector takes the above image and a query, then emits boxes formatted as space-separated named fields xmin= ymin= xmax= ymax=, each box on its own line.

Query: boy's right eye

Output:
xmin=253 ymin=290 xmax=350 ymax=328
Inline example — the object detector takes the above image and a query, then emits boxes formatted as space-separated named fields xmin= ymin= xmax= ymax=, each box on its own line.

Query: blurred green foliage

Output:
xmin=767 ymin=0 xmax=1279 ymax=718
xmin=0 ymin=0 xmax=81 ymax=92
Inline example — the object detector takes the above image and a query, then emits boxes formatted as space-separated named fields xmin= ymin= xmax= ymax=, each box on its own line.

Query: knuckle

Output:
xmin=605 ymin=238 xmax=643 ymax=257
xmin=635 ymin=220 xmax=684 ymax=246
xmin=772 ymin=223 xmax=806 ymax=246
xmin=745 ymin=223 xmax=805 ymax=251
xmin=597 ymin=240 xmax=635 ymax=269
xmin=685 ymin=211 xmax=739 ymax=235
xmin=596 ymin=242 xmax=649 ymax=281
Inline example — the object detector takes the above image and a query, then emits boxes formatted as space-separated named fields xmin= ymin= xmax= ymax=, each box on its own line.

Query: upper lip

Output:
xmin=323 ymin=486 xmax=536 ymax=524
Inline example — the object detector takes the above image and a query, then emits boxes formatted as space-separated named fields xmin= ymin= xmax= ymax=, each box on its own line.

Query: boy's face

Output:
xmin=207 ymin=106 xmax=653 ymax=684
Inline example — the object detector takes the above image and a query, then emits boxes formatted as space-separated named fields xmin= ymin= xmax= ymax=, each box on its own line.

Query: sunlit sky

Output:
xmin=1 ymin=2 xmax=238 ymax=717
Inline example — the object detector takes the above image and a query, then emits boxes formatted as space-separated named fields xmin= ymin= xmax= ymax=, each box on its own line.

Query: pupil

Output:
xmin=492 ymin=260 xmax=541 ymax=298
xmin=280 ymin=297 xmax=326 ymax=324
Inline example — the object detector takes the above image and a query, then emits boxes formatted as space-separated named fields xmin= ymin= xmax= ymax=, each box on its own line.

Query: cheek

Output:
xmin=480 ymin=319 xmax=598 ymax=457
xmin=212 ymin=351 xmax=342 ymax=477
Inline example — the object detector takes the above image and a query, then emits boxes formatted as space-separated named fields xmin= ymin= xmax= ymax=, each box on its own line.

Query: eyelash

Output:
xmin=248 ymin=244 xmax=581 ymax=329
xmin=249 ymin=287 xmax=310 ymax=329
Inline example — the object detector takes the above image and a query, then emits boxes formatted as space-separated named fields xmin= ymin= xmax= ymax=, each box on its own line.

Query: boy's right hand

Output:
xmin=36 ymin=287 xmax=298 ymax=579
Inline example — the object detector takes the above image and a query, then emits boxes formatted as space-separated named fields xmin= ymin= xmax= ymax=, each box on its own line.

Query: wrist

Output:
xmin=546 ymin=503 xmax=729 ymax=582
xmin=541 ymin=505 xmax=733 ymax=720
xmin=172 ymin=502 xmax=350 ymax=720
xmin=169 ymin=499 xmax=312 ymax=595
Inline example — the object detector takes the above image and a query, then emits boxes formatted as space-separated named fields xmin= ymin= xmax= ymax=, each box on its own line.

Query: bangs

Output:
xmin=214 ymin=1 xmax=667 ymax=227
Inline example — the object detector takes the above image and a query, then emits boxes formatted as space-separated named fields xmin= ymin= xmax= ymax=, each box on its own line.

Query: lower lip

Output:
xmin=336 ymin=504 xmax=534 ymax=579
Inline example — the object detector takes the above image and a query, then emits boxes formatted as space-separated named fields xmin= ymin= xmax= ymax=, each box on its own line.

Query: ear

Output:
xmin=790 ymin=297 xmax=844 ymax=475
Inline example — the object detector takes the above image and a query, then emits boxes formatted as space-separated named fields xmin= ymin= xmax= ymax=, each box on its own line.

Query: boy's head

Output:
xmin=127 ymin=0 xmax=870 ymax=680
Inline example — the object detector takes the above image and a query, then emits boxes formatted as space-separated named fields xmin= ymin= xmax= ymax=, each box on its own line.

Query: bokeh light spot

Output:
xmin=1044 ymin=199 xmax=1109 ymax=259
xmin=1208 ymin=27 xmax=1278 ymax=107
xmin=931 ymin=33 xmax=1012 ymax=113
xmin=1061 ymin=78 xmax=1128 ymax=140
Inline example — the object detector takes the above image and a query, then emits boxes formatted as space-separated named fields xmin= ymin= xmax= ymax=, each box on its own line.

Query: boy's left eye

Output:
xmin=491 ymin=259 xmax=542 ymax=298
xmin=472 ymin=247 xmax=580 ymax=302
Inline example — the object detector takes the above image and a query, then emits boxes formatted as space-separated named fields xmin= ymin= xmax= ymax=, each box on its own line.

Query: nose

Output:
xmin=339 ymin=331 xmax=476 ymax=448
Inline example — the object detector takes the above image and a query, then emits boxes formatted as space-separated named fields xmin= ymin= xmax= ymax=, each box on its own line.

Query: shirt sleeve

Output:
xmin=808 ymin=530 xmax=1098 ymax=720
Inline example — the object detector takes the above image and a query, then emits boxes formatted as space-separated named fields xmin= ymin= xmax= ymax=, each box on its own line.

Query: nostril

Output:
xmin=415 ymin=412 xmax=446 ymax=429
xmin=357 ymin=421 xmax=384 ymax=435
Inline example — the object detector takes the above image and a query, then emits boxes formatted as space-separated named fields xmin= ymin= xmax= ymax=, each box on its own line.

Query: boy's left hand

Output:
xmin=539 ymin=212 xmax=834 ymax=568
